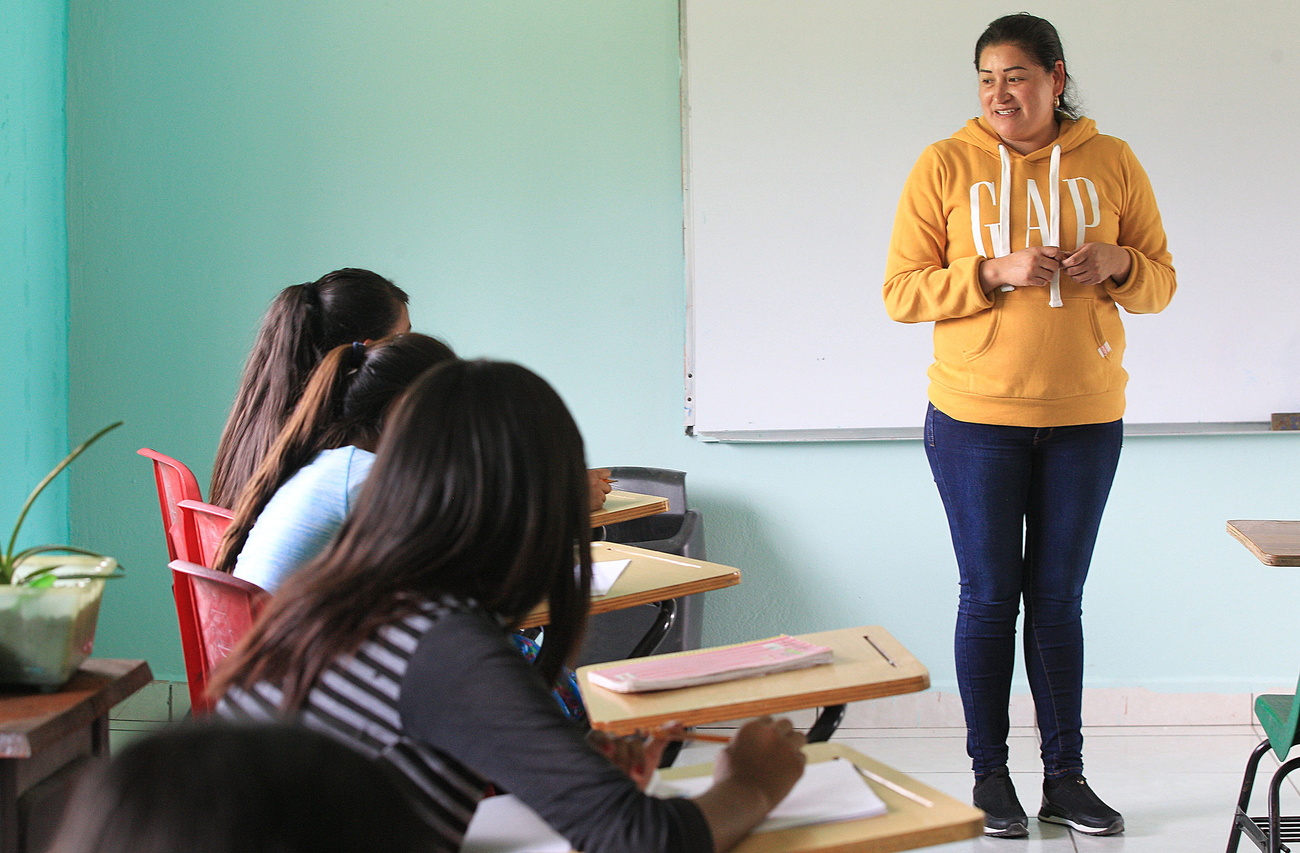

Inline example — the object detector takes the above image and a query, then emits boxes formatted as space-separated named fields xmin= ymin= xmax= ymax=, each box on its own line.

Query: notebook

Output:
xmin=586 ymin=634 xmax=834 ymax=693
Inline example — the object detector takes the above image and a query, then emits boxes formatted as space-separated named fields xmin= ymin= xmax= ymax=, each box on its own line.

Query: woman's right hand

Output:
xmin=692 ymin=717 xmax=806 ymax=851
xmin=978 ymin=246 xmax=1065 ymax=293
xmin=712 ymin=717 xmax=806 ymax=806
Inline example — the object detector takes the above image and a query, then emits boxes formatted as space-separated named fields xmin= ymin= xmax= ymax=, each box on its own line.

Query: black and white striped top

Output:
xmin=220 ymin=596 xmax=711 ymax=853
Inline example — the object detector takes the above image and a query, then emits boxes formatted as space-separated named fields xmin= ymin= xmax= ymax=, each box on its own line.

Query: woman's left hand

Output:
xmin=1061 ymin=243 xmax=1131 ymax=286
xmin=588 ymin=725 xmax=678 ymax=790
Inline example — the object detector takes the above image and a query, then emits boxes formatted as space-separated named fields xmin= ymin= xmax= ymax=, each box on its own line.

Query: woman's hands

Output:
xmin=979 ymin=243 xmax=1130 ymax=294
xmin=1061 ymin=243 xmax=1131 ymax=286
xmin=587 ymin=468 xmax=613 ymax=511
xmin=587 ymin=725 xmax=679 ymax=791
xmin=692 ymin=717 xmax=807 ymax=851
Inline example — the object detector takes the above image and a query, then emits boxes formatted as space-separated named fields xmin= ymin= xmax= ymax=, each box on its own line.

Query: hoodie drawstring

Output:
xmin=994 ymin=143 xmax=1065 ymax=308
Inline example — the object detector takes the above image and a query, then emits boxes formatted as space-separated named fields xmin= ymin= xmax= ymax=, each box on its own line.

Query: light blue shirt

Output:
xmin=233 ymin=446 xmax=375 ymax=592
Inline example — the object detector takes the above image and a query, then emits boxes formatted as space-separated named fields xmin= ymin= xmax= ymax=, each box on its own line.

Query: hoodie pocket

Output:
xmin=946 ymin=294 xmax=1124 ymax=400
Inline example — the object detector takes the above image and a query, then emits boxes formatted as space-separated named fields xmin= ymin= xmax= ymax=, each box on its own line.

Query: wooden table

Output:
xmin=577 ymin=626 xmax=928 ymax=737
xmin=590 ymin=490 xmax=670 ymax=528
xmin=0 ymin=659 xmax=152 ymax=853
xmin=519 ymin=542 xmax=741 ymax=634
xmin=1227 ymin=520 xmax=1300 ymax=566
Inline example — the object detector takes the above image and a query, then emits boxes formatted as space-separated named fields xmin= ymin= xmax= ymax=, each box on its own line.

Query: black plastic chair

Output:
xmin=581 ymin=468 xmax=705 ymax=667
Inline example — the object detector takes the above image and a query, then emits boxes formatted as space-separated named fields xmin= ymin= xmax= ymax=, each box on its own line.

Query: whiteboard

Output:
xmin=683 ymin=0 xmax=1300 ymax=439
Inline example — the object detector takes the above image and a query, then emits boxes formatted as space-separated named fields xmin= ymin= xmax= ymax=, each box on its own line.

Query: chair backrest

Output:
xmin=169 ymin=560 xmax=269 ymax=715
xmin=177 ymin=499 xmax=235 ymax=568
xmin=602 ymin=468 xmax=704 ymax=559
xmin=138 ymin=448 xmax=204 ymax=561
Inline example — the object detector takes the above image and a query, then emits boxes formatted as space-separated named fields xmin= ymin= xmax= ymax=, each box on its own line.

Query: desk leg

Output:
xmin=629 ymin=599 xmax=677 ymax=659
xmin=807 ymin=705 xmax=845 ymax=743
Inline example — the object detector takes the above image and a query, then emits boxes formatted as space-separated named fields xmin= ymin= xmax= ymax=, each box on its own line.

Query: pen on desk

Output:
xmin=863 ymin=633 xmax=898 ymax=668
xmin=856 ymin=766 xmax=934 ymax=808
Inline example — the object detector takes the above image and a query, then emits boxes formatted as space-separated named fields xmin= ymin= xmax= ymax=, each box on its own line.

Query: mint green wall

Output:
xmin=3 ymin=0 xmax=70 ymax=548
xmin=66 ymin=1 xmax=1300 ymax=690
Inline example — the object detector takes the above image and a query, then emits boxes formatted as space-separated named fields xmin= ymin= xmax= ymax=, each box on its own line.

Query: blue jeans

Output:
xmin=924 ymin=405 xmax=1121 ymax=779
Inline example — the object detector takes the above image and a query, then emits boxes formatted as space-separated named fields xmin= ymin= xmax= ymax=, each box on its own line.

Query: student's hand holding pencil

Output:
xmin=588 ymin=468 xmax=614 ymax=511
xmin=689 ymin=717 xmax=806 ymax=851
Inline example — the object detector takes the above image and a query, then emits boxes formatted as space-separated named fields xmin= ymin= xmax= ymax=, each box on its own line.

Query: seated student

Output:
xmin=210 ymin=268 xmax=611 ymax=512
xmin=214 ymin=333 xmax=455 ymax=589
xmin=212 ymin=360 xmax=806 ymax=853
xmin=47 ymin=721 xmax=435 ymax=853
xmin=210 ymin=268 xmax=412 ymax=509
xmin=215 ymin=335 xmax=584 ymax=723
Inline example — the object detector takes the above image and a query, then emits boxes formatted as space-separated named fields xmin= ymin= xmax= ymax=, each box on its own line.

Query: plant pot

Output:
xmin=0 ymin=556 xmax=114 ymax=689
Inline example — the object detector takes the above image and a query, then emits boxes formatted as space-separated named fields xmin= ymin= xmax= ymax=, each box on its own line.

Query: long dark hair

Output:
xmin=210 ymin=269 xmax=409 ymax=508
xmin=211 ymin=360 xmax=593 ymax=708
xmin=47 ymin=722 xmax=434 ymax=853
xmin=212 ymin=333 xmax=456 ymax=574
xmin=975 ymin=13 xmax=1080 ymax=120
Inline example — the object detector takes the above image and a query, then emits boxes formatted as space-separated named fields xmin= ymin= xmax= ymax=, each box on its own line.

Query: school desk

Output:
xmin=460 ymin=742 xmax=982 ymax=853
xmin=519 ymin=542 xmax=741 ymax=657
xmin=1227 ymin=520 xmax=1300 ymax=566
xmin=590 ymin=490 xmax=670 ymax=527
xmin=577 ymin=626 xmax=928 ymax=741
xmin=0 ymin=659 xmax=152 ymax=853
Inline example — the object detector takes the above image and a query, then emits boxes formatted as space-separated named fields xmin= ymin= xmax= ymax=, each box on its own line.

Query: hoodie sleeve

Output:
xmin=883 ymin=145 xmax=995 ymax=324
xmin=1105 ymin=141 xmax=1176 ymax=315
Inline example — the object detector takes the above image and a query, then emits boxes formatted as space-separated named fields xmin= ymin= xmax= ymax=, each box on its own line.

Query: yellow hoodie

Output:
xmin=884 ymin=117 xmax=1175 ymax=427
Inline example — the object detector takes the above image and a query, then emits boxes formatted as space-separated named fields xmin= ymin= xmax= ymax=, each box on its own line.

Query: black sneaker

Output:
xmin=1038 ymin=774 xmax=1124 ymax=835
xmin=973 ymin=767 xmax=1028 ymax=838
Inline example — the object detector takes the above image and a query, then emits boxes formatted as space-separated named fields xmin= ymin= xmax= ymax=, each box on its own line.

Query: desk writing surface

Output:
xmin=1227 ymin=520 xmax=1300 ymax=567
xmin=461 ymin=742 xmax=982 ymax=853
xmin=660 ymin=743 xmax=983 ymax=853
xmin=518 ymin=542 xmax=741 ymax=630
xmin=590 ymin=490 xmax=670 ymax=527
xmin=578 ymin=626 xmax=928 ymax=735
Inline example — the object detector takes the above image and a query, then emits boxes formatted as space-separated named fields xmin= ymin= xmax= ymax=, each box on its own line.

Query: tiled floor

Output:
xmin=677 ymin=723 xmax=1290 ymax=852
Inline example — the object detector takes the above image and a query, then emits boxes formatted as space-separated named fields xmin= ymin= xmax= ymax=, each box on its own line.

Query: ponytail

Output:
xmin=209 ymin=270 xmax=409 ymax=508
xmin=213 ymin=343 xmax=366 ymax=573
xmin=212 ymin=333 xmax=455 ymax=574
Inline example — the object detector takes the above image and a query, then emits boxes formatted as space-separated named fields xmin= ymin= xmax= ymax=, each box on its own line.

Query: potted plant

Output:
xmin=0 ymin=422 xmax=124 ymax=688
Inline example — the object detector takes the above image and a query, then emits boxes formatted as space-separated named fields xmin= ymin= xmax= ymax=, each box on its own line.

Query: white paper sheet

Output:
xmin=588 ymin=558 xmax=630 ymax=596
xmin=651 ymin=757 xmax=888 ymax=832
xmin=461 ymin=793 xmax=569 ymax=853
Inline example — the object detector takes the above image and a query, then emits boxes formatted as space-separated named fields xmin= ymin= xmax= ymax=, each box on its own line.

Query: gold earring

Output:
xmin=1054 ymin=95 xmax=1061 ymax=109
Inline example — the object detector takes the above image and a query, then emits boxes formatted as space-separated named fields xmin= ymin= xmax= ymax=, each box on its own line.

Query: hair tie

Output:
xmin=351 ymin=341 xmax=367 ymax=363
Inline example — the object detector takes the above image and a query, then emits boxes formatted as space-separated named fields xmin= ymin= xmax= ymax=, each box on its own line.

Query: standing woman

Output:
xmin=884 ymin=13 xmax=1175 ymax=838
xmin=210 ymin=269 xmax=411 ymax=508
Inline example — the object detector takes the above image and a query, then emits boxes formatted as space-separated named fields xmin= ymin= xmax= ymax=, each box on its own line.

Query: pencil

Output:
xmin=642 ymin=727 xmax=732 ymax=744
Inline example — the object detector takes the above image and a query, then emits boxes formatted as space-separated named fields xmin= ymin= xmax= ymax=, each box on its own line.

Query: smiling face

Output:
xmin=978 ymin=43 xmax=1065 ymax=155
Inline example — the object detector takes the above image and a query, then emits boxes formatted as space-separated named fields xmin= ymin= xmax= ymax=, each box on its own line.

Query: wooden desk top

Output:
xmin=578 ymin=626 xmax=928 ymax=735
xmin=518 ymin=542 xmax=741 ymax=630
xmin=661 ymin=742 xmax=983 ymax=853
xmin=590 ymin=490 xmax=670 ymax=527
xmin=1227 ymin=520 xmax=1300 ymax=566
xmin=0 ymin=659 xmax=152 ymax=759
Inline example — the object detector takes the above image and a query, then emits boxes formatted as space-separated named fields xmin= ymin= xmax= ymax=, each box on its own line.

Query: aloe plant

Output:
xmin=1 ymin=422 xmax=125 ymax=585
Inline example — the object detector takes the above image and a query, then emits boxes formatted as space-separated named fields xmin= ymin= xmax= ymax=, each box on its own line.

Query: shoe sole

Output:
xmin=984 ymin=820 xmax=1029 ymax=838
xmin=1038 ymin=812 xmax=1124 ymax=836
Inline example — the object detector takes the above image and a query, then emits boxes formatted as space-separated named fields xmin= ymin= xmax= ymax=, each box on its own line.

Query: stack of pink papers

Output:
xmin=587 ymin=635 xmax=834 ymax=693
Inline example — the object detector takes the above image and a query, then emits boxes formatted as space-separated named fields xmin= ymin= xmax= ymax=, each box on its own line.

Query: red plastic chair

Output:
xmin=177 ymin=499 xmax=235 ymax=568
xmin=138 ymin=448 xmax=204 ymax=561
xmin=170 ymin=559 xmax=269 ymax=715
